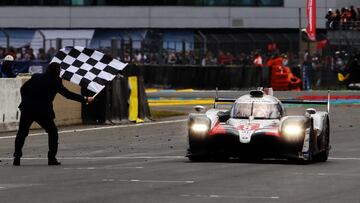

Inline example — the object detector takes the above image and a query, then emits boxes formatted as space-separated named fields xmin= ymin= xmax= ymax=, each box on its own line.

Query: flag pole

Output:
xmin=85 ymin=90 xmax=101 ymax=105
xmin=92 ymin=91 xmax=101 ymax=98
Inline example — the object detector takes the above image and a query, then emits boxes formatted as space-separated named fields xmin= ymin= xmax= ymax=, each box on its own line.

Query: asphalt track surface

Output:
xmin=0 ymin=90 xmax=360 ymax=203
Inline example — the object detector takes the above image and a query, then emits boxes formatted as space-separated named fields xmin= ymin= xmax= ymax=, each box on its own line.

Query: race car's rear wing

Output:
xmin=280 ymin=91 xmax=331 ymax=113
xmin=214 ymin=98 xmax=236 ymax=108
xmin=214 ymin=87 xmax=236 ymax=108
xmin=215 ymin=97 xmax=331 ymax=113
xmin=214 ymin=88 xmax=330 ymax=113
xmin=214 ymin=98 xmax=236 ymax=103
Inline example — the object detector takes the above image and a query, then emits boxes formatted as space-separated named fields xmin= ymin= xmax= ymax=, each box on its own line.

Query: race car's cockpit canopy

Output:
xmin=230 ymin=93 xmax=284 ymax=119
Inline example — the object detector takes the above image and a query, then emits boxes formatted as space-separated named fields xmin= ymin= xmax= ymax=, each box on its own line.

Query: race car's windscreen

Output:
xmin=231 ymin=102 xmax=282 ymax=119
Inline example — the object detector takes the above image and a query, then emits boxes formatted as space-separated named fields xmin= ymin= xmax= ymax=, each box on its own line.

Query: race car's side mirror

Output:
xmin=217 ymin=111 xmax=230 ymax=122
xmin=194 ymin=105 xmax=205 ymax=113
xmin=305 ymin=108 xmax=317 ymax=115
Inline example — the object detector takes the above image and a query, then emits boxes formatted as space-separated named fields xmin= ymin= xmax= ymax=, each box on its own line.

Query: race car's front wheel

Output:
xmin=314 ymin=147 xmax=329 ymax=162
xmin=187 ymin=155 xmax=209 ymax=162
xmin=301 ymin=119 xmax=316 ymax=164
xmin=187 ymin=135 xmax=208 ymax=161
xmin=314 ymin=117 xmax=330 ymax=162
xmin=188 ymin=136 xmax=205 ymax=152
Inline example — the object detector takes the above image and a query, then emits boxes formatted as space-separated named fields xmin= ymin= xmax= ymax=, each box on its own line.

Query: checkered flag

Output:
xmin=51 ymin=46 xmax=127 ymax=94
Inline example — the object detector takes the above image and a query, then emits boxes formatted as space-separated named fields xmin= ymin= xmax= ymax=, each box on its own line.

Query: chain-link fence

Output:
xmin=0 ymin=28 xmax=359 ymax=90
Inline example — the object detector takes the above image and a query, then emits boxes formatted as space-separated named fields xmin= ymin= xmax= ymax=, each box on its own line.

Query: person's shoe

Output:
xmin=13 ymin=157 xmax=20 ymax=166
xmin=48 ymin=159 xmax=61 ymax=166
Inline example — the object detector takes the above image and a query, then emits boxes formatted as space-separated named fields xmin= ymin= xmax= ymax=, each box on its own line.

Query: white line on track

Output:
xmin=180 ymin=194 xmax=280 ymax=199
xmin=1 ymin=156 xmax=360 ymax=161
xmin=63 ymin=166 xmax=144 ymax=170
xmin=329 ymin=157 xmax=360 ymax=160
xmin=102 ymin=179 xmax=194 ymax=184
xmin=294 ymin=172 xmax=360 ymax=177
xmin=0 ymin=184 xmax=42 ymax=189
xmin=0 ymin=155 xmax=185 ymax=160
xmin=0 ymin=119 xmax=187 ymax=140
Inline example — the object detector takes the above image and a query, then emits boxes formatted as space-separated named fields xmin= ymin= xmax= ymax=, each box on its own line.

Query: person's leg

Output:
xmin=305 ymin=65 xmax=311 ymax=90
xmin=14 ymin=112 xmax=34 ymax=162
xmin=36 ymin=118 xmax=60 ymax=164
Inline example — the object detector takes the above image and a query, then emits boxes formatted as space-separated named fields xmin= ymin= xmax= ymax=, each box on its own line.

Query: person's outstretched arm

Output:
xmin=57 ymin=80 xmax=94 ymax=103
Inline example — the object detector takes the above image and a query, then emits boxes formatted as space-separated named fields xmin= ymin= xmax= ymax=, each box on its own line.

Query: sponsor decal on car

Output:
xmin=238 ymin=123 xmax=260 ymax=143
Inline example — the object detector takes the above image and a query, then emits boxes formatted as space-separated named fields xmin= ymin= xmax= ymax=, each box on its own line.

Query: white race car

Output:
xmin=187 ymin=89 xmax=330 ymax=162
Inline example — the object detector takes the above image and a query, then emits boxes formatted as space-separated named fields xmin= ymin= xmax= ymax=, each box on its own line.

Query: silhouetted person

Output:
xmin=13 ymin=62 xmax=94 ymax=166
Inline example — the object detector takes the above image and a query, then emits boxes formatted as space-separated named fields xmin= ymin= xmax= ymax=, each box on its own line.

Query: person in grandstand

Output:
xmin=253 ymin=52 xmax=263 ymax=86
xmin=303 ymin=50 xmax=313 ymax=90
xmin=0 ymin=55 xmax=16 ymax=78
xmin=345 ymin=52 xmax=360 ymax=89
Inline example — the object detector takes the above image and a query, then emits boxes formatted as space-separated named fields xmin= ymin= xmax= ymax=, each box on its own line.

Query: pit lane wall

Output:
xmin=0 ymin=78 xmax=22 ymax=131
xmin=81 ymin=70 xmax=150 ymax=124
xmin=0 ymin=71 xmax=150 ymax=132
xmin=0 ymin=77 xmax=82 ymax=132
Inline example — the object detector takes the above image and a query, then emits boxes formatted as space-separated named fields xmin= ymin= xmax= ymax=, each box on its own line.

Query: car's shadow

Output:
xmin=185 ymin=157 xmax=328 ymax=165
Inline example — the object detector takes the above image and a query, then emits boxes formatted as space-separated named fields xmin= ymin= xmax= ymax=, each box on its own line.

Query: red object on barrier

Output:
xmin=268 ymin=57 xmax=302 ymax=91
xmin=316 ymin=39 xmax=327 ymax=50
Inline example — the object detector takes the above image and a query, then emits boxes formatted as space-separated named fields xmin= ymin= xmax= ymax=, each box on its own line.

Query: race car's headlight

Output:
xmin=191 ymin=123 xmax=209 ymax=134
xmin=283 ymin=124 xmax=303 ymax=140
xmin=280 ymin=117 xmax=306 ymax=142
xmin=188 ymin=116 xmax=211 ymax=137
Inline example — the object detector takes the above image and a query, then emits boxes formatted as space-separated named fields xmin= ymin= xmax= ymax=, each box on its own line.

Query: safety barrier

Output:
xmin=13 ymin=60 xmax=49 ymax=74
xmin=0 ymin=75 xmax=150 ymax=132
xmin=0 ymin=78 xmax=22 ymax=131
xmin=81 ymin=66 xmax=151 ymax=124
xmin=0 ymin=77 xmax=82 ymax=132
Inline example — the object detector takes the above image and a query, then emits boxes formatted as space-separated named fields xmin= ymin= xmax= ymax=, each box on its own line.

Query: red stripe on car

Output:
xmin=209 ymin=123 xmax=226 ymax=135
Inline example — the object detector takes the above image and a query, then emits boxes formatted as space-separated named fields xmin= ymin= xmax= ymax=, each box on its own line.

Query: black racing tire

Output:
xmin=187 ymin=155 xmax=209 ymax=162
xmin=189 ymin=139 xmax=200 ymax=150
xmin=304 ymin=118 xmax=316 ymax=163
xmin=212 ymin=154 xmax=230 ymax=162
xmin=314 ymin=149 xmax=329 ymax=162
xmin=187 ymin=135 xmax=208 ymax=162
xmin=188 ymin=133 xmax=210 ymax=153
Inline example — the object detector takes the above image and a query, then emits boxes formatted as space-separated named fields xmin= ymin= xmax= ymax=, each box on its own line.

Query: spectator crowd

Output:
xmin=0 ymin=45 xmax=57 ymax=61
xmin=115 ymin=48 xmax=295 ymax=68
xmin=1 ymin=40 xmax=357 ymax=91
xmin=325 ymin=5 xmax=360 ymax=30
xmin=0 ymin=43 xmax=318 ymax=71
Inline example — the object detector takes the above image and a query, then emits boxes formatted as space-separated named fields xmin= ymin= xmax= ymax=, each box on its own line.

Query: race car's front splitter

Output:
xmin=187 ymin=132 xmax=306 ymax=160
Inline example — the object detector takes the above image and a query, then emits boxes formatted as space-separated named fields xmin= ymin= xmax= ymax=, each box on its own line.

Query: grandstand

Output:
xmin=0 ymin=1 xmax=357 ymax=55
